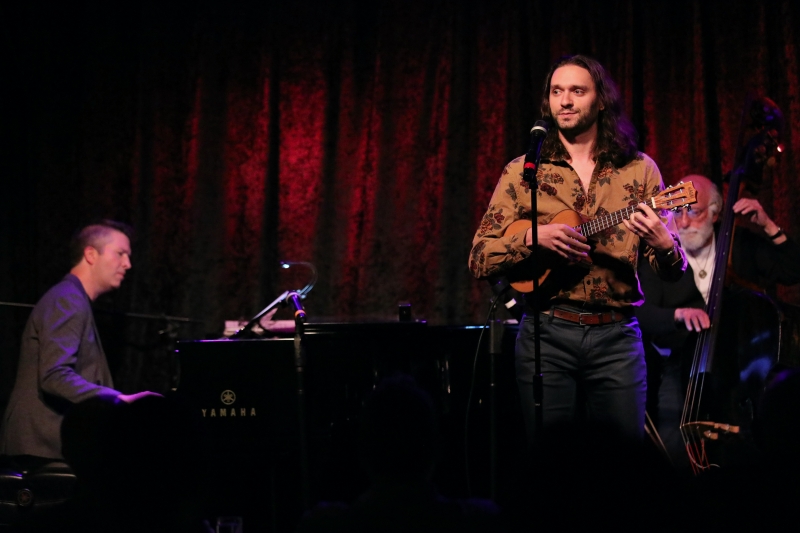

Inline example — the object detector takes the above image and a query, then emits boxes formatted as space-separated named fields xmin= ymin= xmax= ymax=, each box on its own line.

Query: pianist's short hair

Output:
xmin=69 ymin=220 xmax=134 ymax=267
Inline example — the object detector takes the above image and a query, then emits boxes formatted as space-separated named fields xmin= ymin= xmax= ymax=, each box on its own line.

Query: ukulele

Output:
xmin=503 ymin=181 xmax=697 ymax=293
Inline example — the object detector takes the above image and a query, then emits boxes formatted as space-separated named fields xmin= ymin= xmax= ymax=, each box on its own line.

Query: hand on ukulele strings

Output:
xmin=674 ymin=307 xmax=711 ymax=332
xmin=528 ymin=224 xmax=590 ymax=261
xmin=623 ymin=203 xmax=675 ymax=252
xmin=732 ymin=198 xmax=786 ymax=244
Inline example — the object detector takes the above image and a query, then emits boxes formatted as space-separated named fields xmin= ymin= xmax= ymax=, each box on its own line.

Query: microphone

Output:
xmin=530 ymin=120 xmax=549 ymax=138
xmin=286 ymin=291 xmax=306 ymax=324
xmin=523 ymin=120 xmax=549 ymax=183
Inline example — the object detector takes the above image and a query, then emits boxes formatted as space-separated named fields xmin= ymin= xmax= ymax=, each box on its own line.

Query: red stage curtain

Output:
xmin=3 ymin=0 xmax=800 ymax=391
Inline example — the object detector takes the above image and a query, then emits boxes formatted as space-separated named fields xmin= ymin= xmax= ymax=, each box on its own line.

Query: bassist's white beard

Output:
xmin=679 ymin=223 xmax=714 ymax=254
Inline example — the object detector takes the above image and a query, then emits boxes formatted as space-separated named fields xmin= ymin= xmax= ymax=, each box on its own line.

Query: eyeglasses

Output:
xmin=674 ymin=206 xmax=707 ymax=220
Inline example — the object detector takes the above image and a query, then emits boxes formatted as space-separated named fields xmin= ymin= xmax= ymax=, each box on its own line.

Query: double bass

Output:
xmin=681 ymin=97 xmax=785 ymax=473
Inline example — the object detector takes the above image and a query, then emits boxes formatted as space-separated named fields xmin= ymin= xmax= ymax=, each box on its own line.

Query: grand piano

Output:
xmin=175 ymin=320 xmax=522 ymax=532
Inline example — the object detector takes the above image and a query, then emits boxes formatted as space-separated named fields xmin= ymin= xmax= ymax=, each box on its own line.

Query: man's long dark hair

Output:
xmin=539 ymin=54 xmax=639 ymax=168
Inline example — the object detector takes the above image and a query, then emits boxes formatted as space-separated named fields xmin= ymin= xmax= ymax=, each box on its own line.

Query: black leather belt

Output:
xmin=543 ymin=308 xmax=629 ymax=326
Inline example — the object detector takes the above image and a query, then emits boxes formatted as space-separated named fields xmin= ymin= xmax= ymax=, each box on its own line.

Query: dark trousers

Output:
xmin=515 ymin=312 xmax=647 ymax=443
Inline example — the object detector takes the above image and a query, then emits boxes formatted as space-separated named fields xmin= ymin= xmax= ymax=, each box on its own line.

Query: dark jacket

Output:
xmin=0 ymin=274 xmax=120 ymax=459
xmin=637 ymin=227 xmax=800 ymax=349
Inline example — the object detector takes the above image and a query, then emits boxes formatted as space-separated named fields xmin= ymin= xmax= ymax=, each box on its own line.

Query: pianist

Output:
xmin=0 ymin=220 xmax=158 ymax=462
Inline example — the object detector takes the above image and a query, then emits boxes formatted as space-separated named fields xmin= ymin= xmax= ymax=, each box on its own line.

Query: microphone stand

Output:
xmin=522 ymin=122 xmax=548 ymax=436
xmin=230 ymin=289 xmax=311 ymax=511
xmin=291 ymin=298 xmax=310 ymax=511
xmin=230 ymin=260 xmax=316 ymax=511
xmin=488 ymin=299 xmax=503 ymax=499
xmin=485 ymin=276 xmax=519 ymax=498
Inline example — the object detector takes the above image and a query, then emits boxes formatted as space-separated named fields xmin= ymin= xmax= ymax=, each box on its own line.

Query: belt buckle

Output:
xmin=577 ymin=312 xmax=594 ymax=326
xmin=578 ymin=311 xmax=615 ymax=325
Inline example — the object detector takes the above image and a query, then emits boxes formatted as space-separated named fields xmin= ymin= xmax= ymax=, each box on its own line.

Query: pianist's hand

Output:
xmin=117 ymin=391 xmax=164 ymax=403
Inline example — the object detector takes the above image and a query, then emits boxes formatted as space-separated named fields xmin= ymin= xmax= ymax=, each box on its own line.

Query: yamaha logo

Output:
xmin=221 ymin=390 xmax=236 ymax=405
xmin=201 ymin=389 xmax=256 ymax=418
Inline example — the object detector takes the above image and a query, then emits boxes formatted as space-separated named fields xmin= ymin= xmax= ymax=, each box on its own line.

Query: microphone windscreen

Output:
xmin=531 ymin=120 xmax=549 ymax=136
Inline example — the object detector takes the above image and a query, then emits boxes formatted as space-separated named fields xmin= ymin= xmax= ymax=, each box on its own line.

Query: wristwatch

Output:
xmin=656 ymin=241 xmax=678 ymax=260
xmin=767 ymin=227 xmax=784 ymax=241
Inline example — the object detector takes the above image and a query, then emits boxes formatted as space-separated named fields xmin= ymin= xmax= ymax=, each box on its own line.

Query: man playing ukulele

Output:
xmin=469 ymin=55 xmax=687 ymax=443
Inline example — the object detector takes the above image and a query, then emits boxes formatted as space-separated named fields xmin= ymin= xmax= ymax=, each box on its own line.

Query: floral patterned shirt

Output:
xmin=469 ymin=153 xmax=686 ymax=309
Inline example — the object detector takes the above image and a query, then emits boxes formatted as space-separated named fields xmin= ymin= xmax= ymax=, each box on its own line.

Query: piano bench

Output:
xmin=0 ymin=458 xmax=76 ymax=529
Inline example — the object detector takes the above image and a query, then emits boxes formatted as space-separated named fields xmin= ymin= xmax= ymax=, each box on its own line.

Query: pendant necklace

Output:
xmin=697 ymin=244 xmax=713 ymax=279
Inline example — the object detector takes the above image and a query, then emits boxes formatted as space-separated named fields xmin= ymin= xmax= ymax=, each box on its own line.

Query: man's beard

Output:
xmin=554 ymin=104 xmax=601 ymax=137
xmin=679 ymin=222 xmax=714 ymax=254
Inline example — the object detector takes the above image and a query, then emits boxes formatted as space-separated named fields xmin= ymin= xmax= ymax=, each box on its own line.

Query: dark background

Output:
xmin=2 ymin=0 xmax=800 ymax=449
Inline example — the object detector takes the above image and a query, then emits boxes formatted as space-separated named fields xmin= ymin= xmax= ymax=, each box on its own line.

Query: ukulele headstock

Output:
xmin=652 ymin=181 xmax=698 ymax=211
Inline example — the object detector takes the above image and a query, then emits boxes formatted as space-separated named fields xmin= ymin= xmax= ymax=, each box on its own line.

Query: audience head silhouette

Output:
xmin=359 ymin=374 xmax=440 ymax=484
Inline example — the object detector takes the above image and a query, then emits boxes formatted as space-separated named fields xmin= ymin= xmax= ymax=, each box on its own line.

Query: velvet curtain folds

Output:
xmin=3 ymin=0 xmax=800 ymax=356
